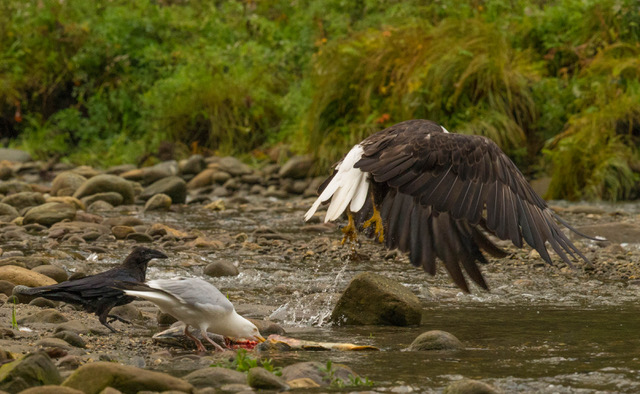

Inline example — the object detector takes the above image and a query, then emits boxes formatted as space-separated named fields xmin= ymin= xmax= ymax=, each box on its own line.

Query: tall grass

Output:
xmin=301 ymin=19 xmax=542 ymax=170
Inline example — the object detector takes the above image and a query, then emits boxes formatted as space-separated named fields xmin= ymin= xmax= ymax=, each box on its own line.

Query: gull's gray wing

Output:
xmin=148 ymin=278 xmax=234 ymax=314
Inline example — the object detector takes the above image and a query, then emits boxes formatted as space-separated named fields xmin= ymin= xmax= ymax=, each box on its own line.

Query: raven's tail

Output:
xmin=13 ymin=285 xmax=48 ymax=296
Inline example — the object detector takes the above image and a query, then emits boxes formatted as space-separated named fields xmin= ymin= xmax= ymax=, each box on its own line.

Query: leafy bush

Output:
xmin=2 ymin=0 xmax=640 ymax=199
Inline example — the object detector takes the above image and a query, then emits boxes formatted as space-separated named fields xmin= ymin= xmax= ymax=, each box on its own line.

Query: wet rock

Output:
xmin=125 ymin=232 xmax=153 ymax=243
xmin=23 ymin=203 xmax=76 ymax=226
xmin=102 ymin=217 xmax=144 ymax=228
xmin=216 ymin=157 xmax=252 ymax=176
xmin=186 ymin=169 xmax=215 ymax=189
xmin=0 ymin=180 xmax=32 ymax=195
xmin=0 ymin=280 xmax=15 ymax=296
xmin=279 ymin=155 xmax=313 ymax=179
xmin=287 ymin=377 xmax=321 ymax=388
xmin=70 ymin=166 xmax=100 ymax=179
xmin=54 ymin=321 xmax=89 ymax=335
xmin=140 ymin=176 xmax=186 ymax=204
xmin=73 ymin=174 xmax=135 ymax=205
xmin=2 ymin=192 xmax=45 ymax=211
xmin=106 ymin=164 xmax=137 ymax=175
xmin=0 ymin=267 xmax=56 ymax=287
xmin=284 ymin=179 xmax=309 ymax=195
xmin=211 ymin=170 xmax=232 ymax=184
xmin=203 ymin=261 xmax=239 ymax=277
xmin=0 ymin=351 xmax=61 ymax=392
xmin=182 ymin=367 xmax=246 ymax=389
xmin=263 ymin=185 xmax=288 ymax=198
xmin=111 ymin=226 xmax=135 ymax=240
xmin=56 ymin=355 xmax=84 ymax=370
xmin=81 ymin=192 xmax=124 ymax=207
xmin=61 ymin=362 xmax=193 ymax=393
xmin=17 ymin=309 xmax=68 ymax=324
xmin=87 ymin=201 xmax=114 ymax=213
xmin=31 ymin=265 xmax=68 ymax=283
xmin=120 ymin=169 xmax=166 ymax=186
xmin=0 ymin=164 xmax=13 ymax=181
xmin=35 ymin=337 xmax=72 ymax=351
xmin=240 ymin=174 xmax=263 ymax=185
xmin=156 ymin=311 xmax=178 ymax=325
xmin=143 ymin=193 xmax=172 ymax=212
xmin=0 ymin=203 xmax=19 ymax=221
xmin=147 ymin=223 xmax=190 ymax=239
xmin=180 ymin=155 xmax=205 ymax=175
xmin=248 ymin=319 xmax=286 ymax=336
xmin=53 ymin=331 xmax=86 ymax=348
xmin=331 ymin=272 xmax=423 ymax=326
xmin=247 ymin=367 xmax=289 ymax=390
xmin=443 ymin=379 xmax=500 ymax=394
xmin=49 ymin=221 xmax=110 ymax=239
xmin=19 ymin=385 xmax=84 ymax=394
xmin=406 ymin=330 xmax=463 ymax=351
xmin=219 ymin=383 xmax=251 ymax=392
xmin=0 ymin=148 xmax=31 ymax=163
xmin=28 ymin=297 xmax=56 ymax=308
xmin=110 ymin=304 xmax=143 ymax=323
xmin=51 ymin=172 xmax=87 ymax=197
xmin=46 ymin=196 xmax=85 ymax=211
xmin=281 ymin=361 xmax=357 ymax=387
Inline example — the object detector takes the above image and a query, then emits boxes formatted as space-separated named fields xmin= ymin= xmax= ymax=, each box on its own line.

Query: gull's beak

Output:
xmin=256 ymin=335 xmax=266 ymax=343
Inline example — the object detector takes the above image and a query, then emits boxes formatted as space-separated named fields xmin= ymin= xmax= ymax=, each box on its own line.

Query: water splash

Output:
xmin=269 ymin=257 xmax=350 ymax=327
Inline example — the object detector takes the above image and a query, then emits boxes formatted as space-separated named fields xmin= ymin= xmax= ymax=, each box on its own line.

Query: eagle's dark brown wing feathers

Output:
xmin=351 ymin=119 xmax=589 ymax=290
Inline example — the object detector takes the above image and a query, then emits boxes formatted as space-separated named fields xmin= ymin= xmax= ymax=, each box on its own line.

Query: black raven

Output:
xmin=15 ymin=246 xmax=167 ymax=332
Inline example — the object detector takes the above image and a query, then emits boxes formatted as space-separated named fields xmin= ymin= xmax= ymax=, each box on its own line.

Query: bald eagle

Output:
xmin=305 ymin=119 xmax=595 ymax=292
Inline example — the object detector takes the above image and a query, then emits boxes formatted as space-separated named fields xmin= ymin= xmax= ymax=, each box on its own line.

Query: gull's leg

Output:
xmin=184 ymin=325 xmax=207 ymax=352
xmin=362 ymin=201 xmax=384 ymax=243
xmin=202 ymin=329 xmax=226 ymax=352
xmin=341 ymin=210 xmax=358 ymax=245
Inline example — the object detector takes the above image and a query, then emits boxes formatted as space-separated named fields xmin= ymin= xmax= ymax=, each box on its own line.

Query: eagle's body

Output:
xmin=305 ymin=119 xmax=593 ymax=292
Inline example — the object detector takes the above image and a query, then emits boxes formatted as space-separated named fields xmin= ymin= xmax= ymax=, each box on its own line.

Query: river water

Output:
xmin=105 ymin=198 xmax=640 ymax=392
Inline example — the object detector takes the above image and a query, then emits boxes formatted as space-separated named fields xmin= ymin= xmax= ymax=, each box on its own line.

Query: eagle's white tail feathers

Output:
xmin=303 ymin=144 xmax=369 ymax=222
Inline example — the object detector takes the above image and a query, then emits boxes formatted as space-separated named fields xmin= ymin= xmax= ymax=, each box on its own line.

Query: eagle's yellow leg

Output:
xmin=362 ymin=204 xmax=384 ymax=243
xmin=341 ymin=211 xmax=358 ymax=245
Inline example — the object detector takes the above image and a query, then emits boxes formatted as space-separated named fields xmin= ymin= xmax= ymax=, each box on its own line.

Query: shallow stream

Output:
xmin=95 ymin=198 xmax=640 ymax=392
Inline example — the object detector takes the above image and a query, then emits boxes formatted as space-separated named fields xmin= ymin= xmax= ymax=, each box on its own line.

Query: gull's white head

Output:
xmin=226 ymin=311 xmax=265 ymax=342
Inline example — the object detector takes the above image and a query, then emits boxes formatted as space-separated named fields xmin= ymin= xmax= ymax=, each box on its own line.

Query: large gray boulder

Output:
xmin=331 ymin=272 xmax=423 ymax=326
xmin=61 ymin=361 xmax=193 ymax=393
xmin=73 ymin=174 xmax=135 ymax=205
xmin=0 ymin=351 xmax=61 ymax=392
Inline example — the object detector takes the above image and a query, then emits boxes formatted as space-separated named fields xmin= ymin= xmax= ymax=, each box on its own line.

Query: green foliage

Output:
xmin=212 ymin=348 xmax=282 ymax=376
xmin=319 ymin=360 xmax=374 ymax=388
xmin=2 ymin=0 xmax=640 ymax=199
xmin=11 ymin=298 xmax=18 ymax=330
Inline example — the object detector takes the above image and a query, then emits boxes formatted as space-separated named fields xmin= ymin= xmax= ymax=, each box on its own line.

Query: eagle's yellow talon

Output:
xmin=363 ymin=207 xmax=384 ymax=243
xmin=341 ymin=211 xmax=358 ymax=245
